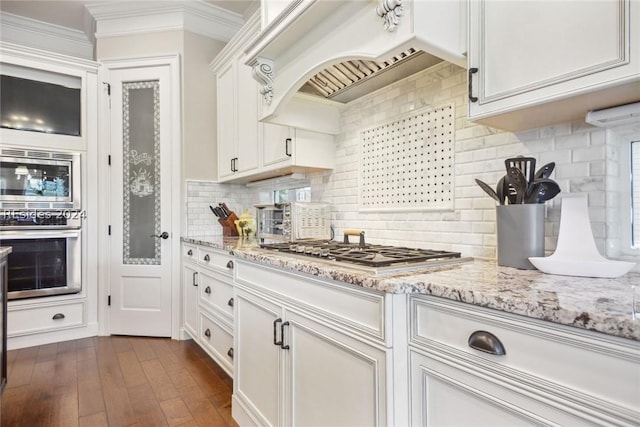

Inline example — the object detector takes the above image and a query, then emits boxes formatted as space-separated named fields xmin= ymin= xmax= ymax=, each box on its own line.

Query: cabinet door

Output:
xmin=182 ymin=263 xmax=199 ymax=339
xmin=236 ymin=53 xmax=260 ymax=174
xmin=262 ymin=123 xmax=293 ymax=167
xmin=284 ymin=310 xmax=388 ymax=427
xmin=468 ymin=0 xmax=639 ymax=122
xmin=217 ymin=60 xmax=237 ymax=179
xmin=234 ymin=289 xmax=283 ymax=427
xmin=409 ymin=349 xmax=590 ymax=426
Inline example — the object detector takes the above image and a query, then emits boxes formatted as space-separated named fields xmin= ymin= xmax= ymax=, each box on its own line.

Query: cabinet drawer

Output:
xmin=8 ymin=300 xmax=86 ymax=336
xmin=199 ymin=270 xmax=234 ymax=321
xmin=198 ymin=247 xmax=234 ymax=275
xmin=183 ymin=243 xmax=197 ymax=261
xmin=236 ymin=260 xmax=387 ymax=345
xmin=199 ymin=312 xmax=234 ymax=376
xmin=409 ymin=296 xmax=640 ymax=418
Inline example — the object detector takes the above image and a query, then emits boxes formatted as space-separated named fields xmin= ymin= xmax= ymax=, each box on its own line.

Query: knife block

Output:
xmin=218 ymin=212 xmax=239 ymax=236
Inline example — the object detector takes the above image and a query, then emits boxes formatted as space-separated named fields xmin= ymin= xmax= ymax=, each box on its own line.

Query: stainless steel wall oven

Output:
xmin=0 ymin=215 xmax=82 ymax=300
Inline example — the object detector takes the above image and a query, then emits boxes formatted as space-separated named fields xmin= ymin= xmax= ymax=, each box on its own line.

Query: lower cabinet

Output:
xmin=182 ymin=258 xmax=199 ymax=339
xmin=200 ymin=310 xmax=234 ymax=374
xmin=181 ymin=242 xmax=235 ymax=377
xmin=408 ymin=295 xmax=640 ymax=427
xmin=233 ymin=262 xmax=391 ymax=427
xmin=7 ymin=299 xmax=86 ymax=336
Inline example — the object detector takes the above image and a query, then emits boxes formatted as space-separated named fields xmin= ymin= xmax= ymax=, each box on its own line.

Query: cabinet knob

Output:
xmin=52 ymin=313 xmax=65 ymax=320
xmin=226 ymin=260 xmax=234 ymax=269
xmin=227 ymin=347 xmax=234 ymax=359
xmin=187 ymin=249 xmax=193 ymax=256
xmin=204 ymin=328 xmax=211 ymax=338
xmin=205 ymin=286 xmax=211 ymax=294
xmin=227 ymin=297 xmax=234 ymax=307
xmin=203 ymin=254 xmax=210 ymax=262
xmin=468 ymin=330 xmax=506 ymax=356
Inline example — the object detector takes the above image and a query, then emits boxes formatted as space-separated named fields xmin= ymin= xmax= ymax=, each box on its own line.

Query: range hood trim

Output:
xmin=244 ymin=0 xmax=467 ymax=123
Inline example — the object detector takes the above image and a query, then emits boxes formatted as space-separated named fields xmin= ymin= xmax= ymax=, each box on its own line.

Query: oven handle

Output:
xmin=0 ymin=230 xmax=81 ymax=239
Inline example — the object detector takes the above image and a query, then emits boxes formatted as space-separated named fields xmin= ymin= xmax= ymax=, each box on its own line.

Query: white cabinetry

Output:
xmin=262 ymin=126 xmax=334 ymax=171
xmin=7 ymin=300 xmax=86 ymax=337
xmin=182 ymin=244 xmax=199 ymax=339
xmin=467 ymin=0 xmax=640 ymax=131
xmin=232 ymin=260 xmax=394 ymax=427
xmin=215 ymin=50 xmax=260 ymax=179
xmin=181 ymin=242 xmax=235 ymax=376
xmin=211 ymin=12 xmax=335 ymax=184
xmin=408 ymin=295 xmax=640 ymax=426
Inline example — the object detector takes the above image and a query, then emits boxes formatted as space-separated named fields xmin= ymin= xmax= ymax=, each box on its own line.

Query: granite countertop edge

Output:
xmin=182 ymin=236 xmax=640 ymax=342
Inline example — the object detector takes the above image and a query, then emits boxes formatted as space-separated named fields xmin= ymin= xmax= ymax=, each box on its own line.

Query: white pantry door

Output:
xmin=108 ymin=64 xmax=173 ymax=336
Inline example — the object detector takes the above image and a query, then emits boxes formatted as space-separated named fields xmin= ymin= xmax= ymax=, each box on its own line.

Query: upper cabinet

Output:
xmin=0 ymin=42 xmax=98 ymax=152
xmin=467 ymin=0 xmax=640 ymax=131
xmin=215 ymin=52 xmax=260 ymax=180
xmin=211 ymin=11 xmax=335 ymax=183
xmin=245 ymin=0 xmax=467 ymax=123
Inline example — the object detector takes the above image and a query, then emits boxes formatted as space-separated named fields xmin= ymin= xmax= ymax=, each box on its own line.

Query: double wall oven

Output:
xmin=0 ymin=147 xmax=83 ymax=300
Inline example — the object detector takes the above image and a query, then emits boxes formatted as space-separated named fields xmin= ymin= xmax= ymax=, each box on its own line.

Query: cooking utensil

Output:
xmin=506 ymin=167 xmax=527 ymax=204
xmin=525 ymin=179 xmax=561 ymax=203
xmin=496 ymin=176 xmax=507 ymax=205
xmin=210 ymin=205 xmax=221 ymax=217
xmin=533 ymin=162 xmax=555 ymax=180
xmin=505 ymin=156 xmax=536 ymax=183
xmin=475 ymin=179 xmax=501 ymax=204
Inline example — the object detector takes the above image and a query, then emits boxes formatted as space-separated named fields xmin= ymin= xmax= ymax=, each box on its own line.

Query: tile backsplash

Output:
xmin=185 ymin=180 xmax=253 ymax=237
xmin=187 ymin=61 xmax=637 ymax=266
xmin=308 ymin=61 xmax=614 ymax=260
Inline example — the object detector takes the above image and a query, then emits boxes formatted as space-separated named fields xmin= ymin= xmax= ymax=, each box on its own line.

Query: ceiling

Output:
xmin=0 ymin=1 xmax=257 ymax=31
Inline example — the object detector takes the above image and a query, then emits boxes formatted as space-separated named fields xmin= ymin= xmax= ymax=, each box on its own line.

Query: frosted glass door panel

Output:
xmin=122 ymin=81 xmax=160 ymax=265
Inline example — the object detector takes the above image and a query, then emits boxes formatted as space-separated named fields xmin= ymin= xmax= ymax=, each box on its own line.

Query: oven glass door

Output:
xmin=0 ymin=230 xmax=81 ymax=300
xmin=0 ymin=156 xmax=72 ymax=202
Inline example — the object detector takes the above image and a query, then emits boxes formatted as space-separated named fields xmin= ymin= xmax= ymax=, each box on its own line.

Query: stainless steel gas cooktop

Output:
xmin=258 ymin=239 xmax=472 ymax=275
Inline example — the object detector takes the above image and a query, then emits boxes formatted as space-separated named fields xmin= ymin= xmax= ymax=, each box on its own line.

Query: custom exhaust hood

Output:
xmin=298 ymin=48 xmax=443 ymax=103
xmin=244 ymin=0 xmax=467 ymax=129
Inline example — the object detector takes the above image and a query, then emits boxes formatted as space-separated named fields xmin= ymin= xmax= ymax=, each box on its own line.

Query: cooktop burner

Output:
xmin=259 ymin=240 xmax=468 ymax=272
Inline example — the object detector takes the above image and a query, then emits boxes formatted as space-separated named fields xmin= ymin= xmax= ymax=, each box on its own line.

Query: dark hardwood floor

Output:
xmin=1 ymin=336 xmax=238 ymax=427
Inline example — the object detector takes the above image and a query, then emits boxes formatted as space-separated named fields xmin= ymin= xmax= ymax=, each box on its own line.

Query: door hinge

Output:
xmin=108 ymin=155 xmax=111 ymax=165
xmin=108 ymin=225 xmax=111 ymax=235
xmin=108 ymin=295 xmax=111 ymax=306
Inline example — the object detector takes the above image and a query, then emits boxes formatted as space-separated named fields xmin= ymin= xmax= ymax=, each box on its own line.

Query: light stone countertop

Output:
xmin=182 ymin=236 xmax=640 ymax=341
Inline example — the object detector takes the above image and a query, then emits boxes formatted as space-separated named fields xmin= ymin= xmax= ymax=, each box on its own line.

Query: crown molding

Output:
xmin=0 ymin=12 xmax=94 ymax=60
xmin=87 ymin=1 xmax=244 ymax=42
